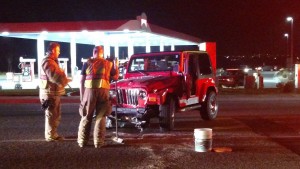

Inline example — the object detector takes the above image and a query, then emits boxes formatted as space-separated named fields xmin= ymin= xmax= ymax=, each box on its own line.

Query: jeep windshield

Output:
xmin=127 ymin=54 xmax=180 ymax=73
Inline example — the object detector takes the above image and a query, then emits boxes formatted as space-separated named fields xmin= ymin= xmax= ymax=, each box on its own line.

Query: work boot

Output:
xmin=95 ymin=143 xmax=106 ymax=148
xmin=78 ymin=143 xmax=85 ymax=148
xmin=78 ymin=140 xmax=88 ymax=148
xmin=45 ymin=136 xmax=64 ymax=142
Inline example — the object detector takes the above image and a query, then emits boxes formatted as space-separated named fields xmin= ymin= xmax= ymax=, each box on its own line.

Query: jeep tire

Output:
xmin=159 ymin=96 xmax=175 ymax=131
xmin=200 ymin=91 xmax=218 ymax=120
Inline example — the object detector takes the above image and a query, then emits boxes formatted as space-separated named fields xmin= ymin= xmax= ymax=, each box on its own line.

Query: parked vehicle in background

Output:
xmin=109 ymin=51 xmax=218 ymax=131
xmin=275 ymin=68 xmax=295 ymax=92
xmin=118 ymin=59 xmax=128 ymax=79
xmin=218 ymin=69 xmax=246 ymax=88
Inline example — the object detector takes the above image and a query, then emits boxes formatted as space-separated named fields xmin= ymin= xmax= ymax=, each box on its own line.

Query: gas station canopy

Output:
xmin=0 ymin=13 xmax=204 ymax=81
xmin=0 ymin=13 xmax=200 ymax=47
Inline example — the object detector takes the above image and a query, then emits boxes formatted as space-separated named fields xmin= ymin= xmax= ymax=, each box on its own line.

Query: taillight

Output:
xmin=227 ymin=78 xmax=234 ymax=82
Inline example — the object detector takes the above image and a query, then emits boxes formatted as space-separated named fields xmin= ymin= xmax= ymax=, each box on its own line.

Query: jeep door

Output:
xmin=184 ymin=52 xmax=213 ymax=99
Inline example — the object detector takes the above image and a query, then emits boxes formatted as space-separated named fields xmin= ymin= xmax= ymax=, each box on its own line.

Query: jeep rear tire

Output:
xmin=159 ymin=97 xmax=176 ymax=131
xmin=200 ymin=91 xmax=218 ymax=120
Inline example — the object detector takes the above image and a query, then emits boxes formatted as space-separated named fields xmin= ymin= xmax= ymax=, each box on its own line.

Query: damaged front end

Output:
xmin=109 ymin=86 xmax=159 ymax=131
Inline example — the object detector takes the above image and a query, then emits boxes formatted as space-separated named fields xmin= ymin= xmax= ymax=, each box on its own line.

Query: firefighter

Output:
xmin=78 ymin=46 xmax=119 ymax=148
xmin=39 ymin=42 xmax=71 ymax=142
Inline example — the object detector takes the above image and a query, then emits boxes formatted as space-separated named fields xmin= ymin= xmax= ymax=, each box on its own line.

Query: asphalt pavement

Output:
xmin=1 ymin=93 xmax=300 ymax=169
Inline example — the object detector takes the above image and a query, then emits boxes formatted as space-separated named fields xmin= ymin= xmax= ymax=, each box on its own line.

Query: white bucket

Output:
xmin=194 ymin=128 xmax=212 ymax=152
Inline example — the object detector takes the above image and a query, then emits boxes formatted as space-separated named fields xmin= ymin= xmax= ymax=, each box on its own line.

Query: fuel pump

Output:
xmin=19 ymin=57 xmax=36 ymax=82
xmin=58 ymin=58 xmax=69 ymax=77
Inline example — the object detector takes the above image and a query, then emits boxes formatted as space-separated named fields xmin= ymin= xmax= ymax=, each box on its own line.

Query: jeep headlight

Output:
xmin=139 ymin=90 xmax=147 ymax=100
xmin=109 ymin=90 xmax=117 ymax=98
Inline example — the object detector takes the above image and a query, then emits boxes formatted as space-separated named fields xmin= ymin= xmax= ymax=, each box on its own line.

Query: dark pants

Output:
xmin=77 ymin=88 xmax=111 ymax=146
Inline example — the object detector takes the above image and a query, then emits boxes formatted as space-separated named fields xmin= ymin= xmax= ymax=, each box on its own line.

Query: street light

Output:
xmin=284 ymin=33 xmax=289 ymax=67
xmin=286 ymin=16 xmax=294 ymax=67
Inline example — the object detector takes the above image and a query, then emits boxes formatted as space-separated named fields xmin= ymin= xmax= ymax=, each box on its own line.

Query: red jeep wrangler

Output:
xmin=109 ymin=50 xmax=218 ymax=131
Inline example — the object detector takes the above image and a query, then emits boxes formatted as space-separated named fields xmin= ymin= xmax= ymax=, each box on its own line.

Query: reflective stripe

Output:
xmin=40 ymin=67 xmax=48 ymax=89
xmin=84 ymin=79 xmax=110 ymax=89
xmin=86 ymin=74 xmax=109 ymax=81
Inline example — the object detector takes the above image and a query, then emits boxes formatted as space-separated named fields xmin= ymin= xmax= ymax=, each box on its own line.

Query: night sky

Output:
xmin=0 ymin=0 xmax=299 ymax=71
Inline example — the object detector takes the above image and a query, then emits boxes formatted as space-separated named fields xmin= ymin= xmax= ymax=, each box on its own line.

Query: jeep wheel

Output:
xmin=200 ymin=91 xmax=218 ymax=120
xmin=141 ymin=114 xmax=150 ymax=129
xmin=159 ymin=97 xmax=176 ymax=131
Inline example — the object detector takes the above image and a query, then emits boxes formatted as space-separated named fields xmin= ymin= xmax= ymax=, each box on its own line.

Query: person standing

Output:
xmin=39 ymin=42 xmax=71 ymax=142
xmin=78 ymin=46 xmax=119 ymax=148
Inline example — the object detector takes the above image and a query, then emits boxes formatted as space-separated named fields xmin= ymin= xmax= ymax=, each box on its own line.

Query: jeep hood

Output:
xmin=112 ymin=76 xmax=181 ymax=92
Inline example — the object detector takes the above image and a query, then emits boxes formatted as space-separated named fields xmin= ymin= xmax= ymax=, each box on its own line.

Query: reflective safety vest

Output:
xmin=84 ymin=58 xmax=113 ymax=89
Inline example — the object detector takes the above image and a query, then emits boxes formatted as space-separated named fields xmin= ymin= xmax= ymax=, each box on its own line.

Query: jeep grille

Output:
xmin=117 ymin=89 xmax=140 ymax=106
